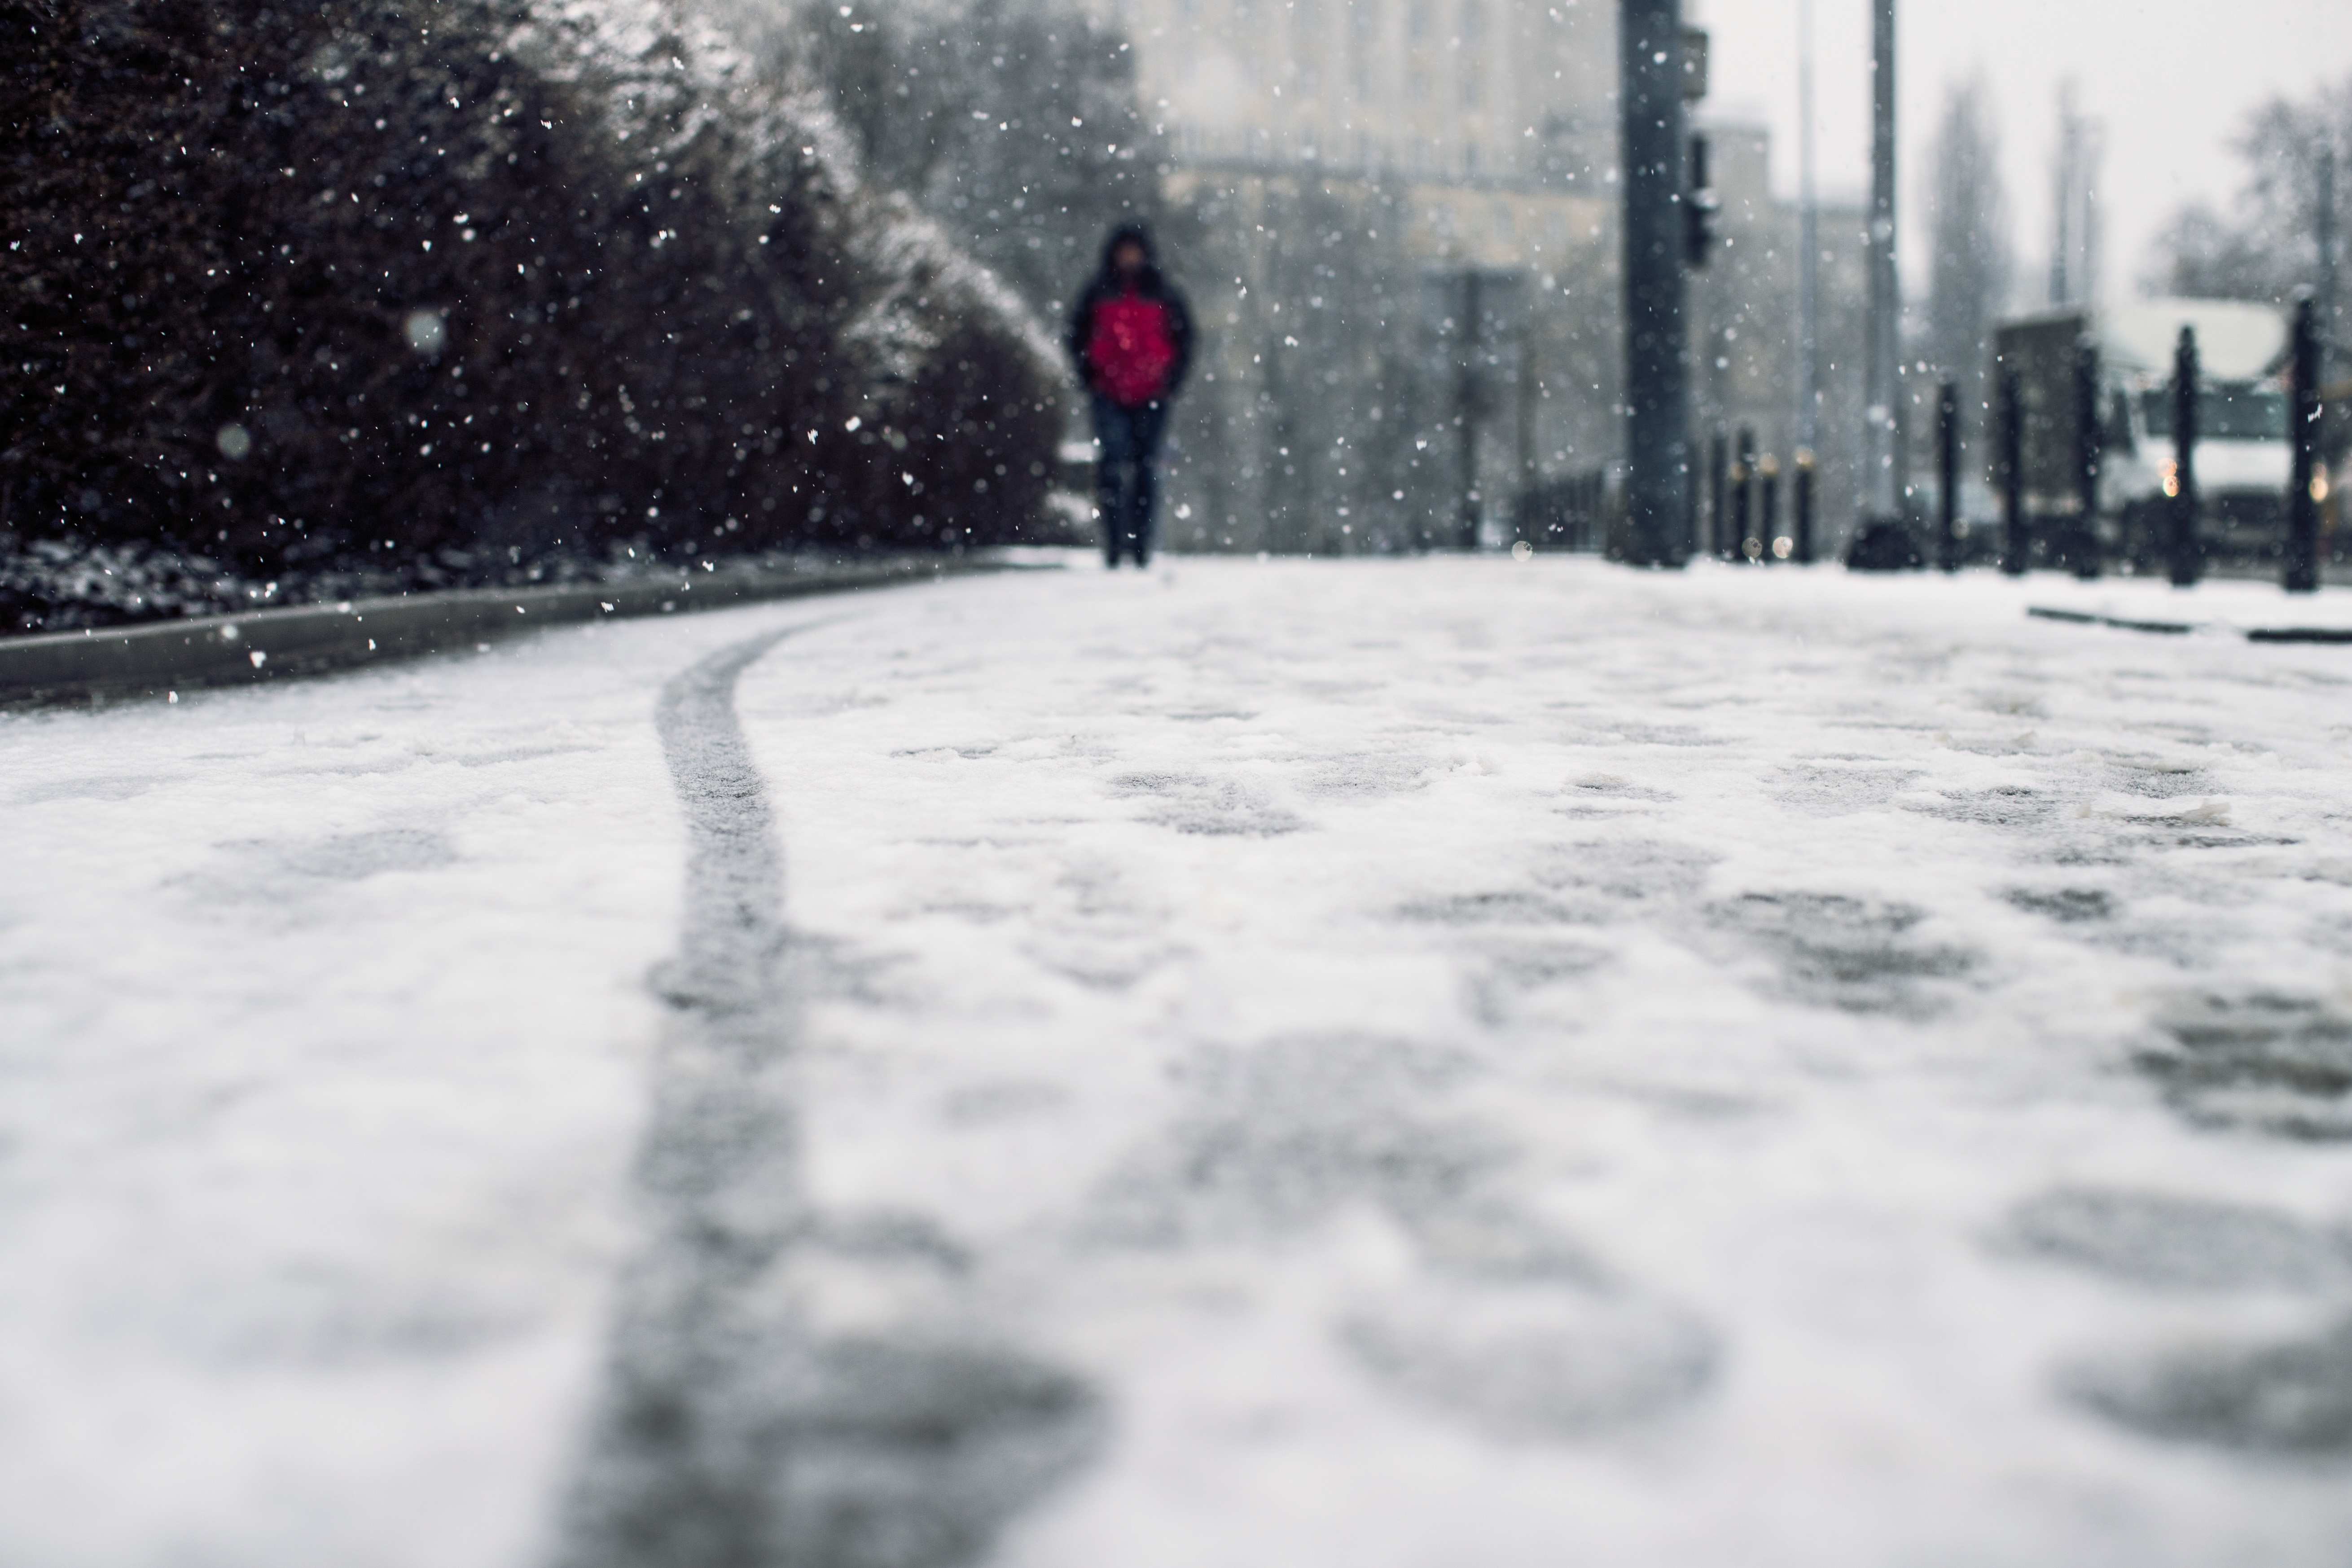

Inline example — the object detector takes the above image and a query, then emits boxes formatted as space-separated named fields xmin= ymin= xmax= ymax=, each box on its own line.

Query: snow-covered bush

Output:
xmin=718 ymin=0 xmax=1168 ymax=325
xmin=0 ymin=0 xmax=1064 ymax=627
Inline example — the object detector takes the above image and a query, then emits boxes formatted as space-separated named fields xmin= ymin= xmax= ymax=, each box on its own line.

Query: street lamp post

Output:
xmin=1796 ymin=0 xmax=1820 ymax=473
xmin=1618 ymin=0 xmax=1692 ymax=567
xmin=1862 ymin=0 xmax=1900 ymax=528
xmin=2321 ymin=145 xmax=2338 ymax=396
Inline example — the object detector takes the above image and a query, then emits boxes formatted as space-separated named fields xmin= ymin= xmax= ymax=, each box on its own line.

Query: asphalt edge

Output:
xmin=0 ymin=553 xmax=1044 ymax=709
xmin=2027 ymin=605 xmax=2352 ymax=643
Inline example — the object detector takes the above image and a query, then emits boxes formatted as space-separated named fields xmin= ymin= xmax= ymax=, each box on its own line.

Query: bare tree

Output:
xmin=1923 ymin=74 xmax=2013 ymax=402
xmin=2143 ymin=70 xmax=2351 ymax=314
xmin=2046 ymin=81 xmax=2103 ymax=310
xmin=722 ymin=0 xmax=1169 ymax=325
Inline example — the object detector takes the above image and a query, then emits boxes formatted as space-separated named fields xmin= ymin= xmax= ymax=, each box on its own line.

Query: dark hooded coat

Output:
xmin=1066 ymin=223 xmax=1194 ymax=406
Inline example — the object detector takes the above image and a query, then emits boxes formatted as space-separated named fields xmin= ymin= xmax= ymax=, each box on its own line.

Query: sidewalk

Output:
xmin=4 ymin=556 xmax=2350 ymax=1565
xmin=743 ymin=557 xmax=2352 ymax=1565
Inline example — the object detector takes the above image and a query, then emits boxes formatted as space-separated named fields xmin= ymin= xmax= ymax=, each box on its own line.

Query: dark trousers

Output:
xmin=1092 ymin=394 xmax=1169 ymax=566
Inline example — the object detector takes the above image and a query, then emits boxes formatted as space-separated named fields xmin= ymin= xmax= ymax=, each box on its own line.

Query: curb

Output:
xmin=2246 ymin=626 xmax=2352 ymax=645
xmin=2025 ymin=606 xmax=2194 ymax=636
xmin=1 ymin=554 xmax=1038 ymax=709
xmin=2027 ymin=605 xmax=2352 ymax=644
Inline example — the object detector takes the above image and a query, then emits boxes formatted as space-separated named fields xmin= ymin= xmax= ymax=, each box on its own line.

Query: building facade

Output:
xmin=1690 ymin=119 xmax=1873 ymax=558
xmin=1075 ymin=0 xmax=1869 ymax=558
xmin=1112 ymin=0 xmax=1615 ymax=193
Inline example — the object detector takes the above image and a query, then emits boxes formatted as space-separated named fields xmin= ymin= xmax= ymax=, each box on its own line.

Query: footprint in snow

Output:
xmin=1107 ymin=769 xmax=1305 ymax=836
xmin=2135 ymin=990 xmax=2352 ymax=1142
xmin=2064 ymin=1314 xmax=2352 ymax=1456
xmin=1698 ymin=891 xmax=1978 ymax=1018
xmin=2001 ymin=1186 xmax=2352 ymax=1291
xmin=1081 ymin=1032 xmax=1720 ymax=1438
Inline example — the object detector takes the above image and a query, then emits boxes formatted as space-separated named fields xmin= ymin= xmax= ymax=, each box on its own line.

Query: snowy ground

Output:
xmin=5 ymin=556 xmax=2352 ymax=1566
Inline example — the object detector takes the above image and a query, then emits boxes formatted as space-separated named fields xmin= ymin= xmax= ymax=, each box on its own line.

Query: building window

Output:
xmin=1350 ymin=0 xmax=1378 ymax=101
xmin=1457 ymin=0 xmax=1484 ymax=109
xmin=1406 ymin=0 xmax=1432 ymax=101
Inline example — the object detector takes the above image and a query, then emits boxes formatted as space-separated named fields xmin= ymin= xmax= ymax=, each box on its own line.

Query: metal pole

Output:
xmin=2170 ymin=325 xmax=2201 ymax=588
xmin=1862 ymin=0 xmax=1899 ymax=523
xmin=1516 ymin=302 xmax=1538 ymax=530
xmin=2072 ymin=334 xmax=2102 ymax=579
xmin=1760 ymin=454 xmax=1782 ymax=561
xmin=1459 ymin=271 xmax=1483 ymax=552
xmin=1999 ymin=367 xmax=2027 ymax=575
xmin=1619 ymin=0 xmax=1692 ymax=567
xmin=2324 ymin=145 xmax=2342 ymax=567
xmin=1709 ymin=427 xmax=1729 ymax=559
xmin=2319 ymin=144 xmax=2337 ymax=394
xmin=1733 ymin=427 xmax=1755 ymax=562
xmin=2288 ymin=293 xmax=2321 ymax=593
xmin=1797 ymin=0 xmax=1820 ymax=461
xmin=1938 ymin=379 xmax=1960 ymax=571
xmin=2050 ymin=87 xmax=2076 ymax=307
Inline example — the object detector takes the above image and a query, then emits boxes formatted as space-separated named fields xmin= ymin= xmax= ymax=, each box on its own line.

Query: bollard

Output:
xmin=2071 ymin=336 xmax=2103 ymax=580
xmin=2287 ymin=294 xmax=2322 ymax=593
xmin=1760 ymin=454 xmax=1783 ymax=561
xmin=2169 ymin=325 xmax=2202 ymax=588
xmin=1999 ymin=368 xmax=2027 ymax=575
xmin=1937 ymin=378 xmax=1960 ymax=573
xmin=1457 ymin=272 xmax=1484 ymax=553
xmin=1793 ymin=449 xmax=1817 ymax=563
xmin=1732 ymin=427 xmax=1756 ymax=563
xmin=1710 ymin=428 xmax=1731 ymax=559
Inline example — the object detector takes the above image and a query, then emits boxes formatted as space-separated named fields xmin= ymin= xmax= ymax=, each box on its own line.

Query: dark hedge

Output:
xmin=0 ymin=0 xmax=1067 ymax=627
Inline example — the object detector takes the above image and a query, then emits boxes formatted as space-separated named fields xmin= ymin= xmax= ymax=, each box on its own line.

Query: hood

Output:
xmin=1098 ymin=222 xmax=1158 ymax=279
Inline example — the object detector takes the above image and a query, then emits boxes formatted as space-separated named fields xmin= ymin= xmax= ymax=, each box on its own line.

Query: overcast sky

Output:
xmin=1690 ymin=0 xmax=2352 ymax=305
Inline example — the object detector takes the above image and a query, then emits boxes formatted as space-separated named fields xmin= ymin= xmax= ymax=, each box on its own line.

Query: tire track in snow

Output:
xmin=552 ymin=625 xmax=1099 ymax=1568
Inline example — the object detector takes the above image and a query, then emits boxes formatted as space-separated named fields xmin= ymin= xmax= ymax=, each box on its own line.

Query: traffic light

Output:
xmin=1686 ymin=132 xmax=1719 ymax=270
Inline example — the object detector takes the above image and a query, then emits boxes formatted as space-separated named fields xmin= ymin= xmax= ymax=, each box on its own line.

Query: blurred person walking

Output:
xmin=1069 ymin=223 xmax=1193 ymax=567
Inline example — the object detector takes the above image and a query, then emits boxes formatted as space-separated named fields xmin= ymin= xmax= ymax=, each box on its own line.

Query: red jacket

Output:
xmin=1068 ymin=250 xmax=1194 ymax=408
xmin=1084 ymin=291 xmax=1180 ymax=407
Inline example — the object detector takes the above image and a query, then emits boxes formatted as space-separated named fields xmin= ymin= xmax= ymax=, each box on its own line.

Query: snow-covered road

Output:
xmin=6 ymin=558 xmax=2352 ymax=1566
